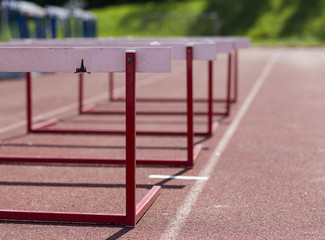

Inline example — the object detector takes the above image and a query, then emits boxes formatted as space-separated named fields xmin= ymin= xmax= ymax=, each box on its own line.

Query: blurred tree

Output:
xmin=202 ymin=0 xmax=269 ymax=36
xmin=29 ymin=0 xmax=185 ymax=9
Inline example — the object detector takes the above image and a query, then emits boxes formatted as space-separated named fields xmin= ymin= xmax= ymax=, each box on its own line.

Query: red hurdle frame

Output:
xmin=78 ymin=46 xmax=219 ymax=137
xmin=26 ymin=51 xmax=201 ymax=167
xmin=0 ymin=50 xmax=163 ymax=226
xmin=106 ymin=50 xmax=238 ymax=115
xmin=29 ymin=46 xmax=202 ymax=167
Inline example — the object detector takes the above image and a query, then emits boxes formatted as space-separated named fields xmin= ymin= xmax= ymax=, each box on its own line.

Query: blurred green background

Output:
xmin=12 ymin=0 xmax=325 ymax=45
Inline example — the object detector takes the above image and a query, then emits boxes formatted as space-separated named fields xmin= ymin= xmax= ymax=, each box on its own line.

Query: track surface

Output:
xmin=1 ymin=47 xmax=325 ymax=239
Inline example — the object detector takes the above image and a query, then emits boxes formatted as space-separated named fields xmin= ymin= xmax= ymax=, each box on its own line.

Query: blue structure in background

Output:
xmin=2 ymin=1 xmax=46 ymax=39
xmin=73 ymin=9 xmax=97 ymax=38
xmin=46 ymin=6 xmax=71 ymax=38
xmin=2 ymin=0 xmax=97 ymax=39
xmin=0 ymin=1 xmax=97 ymax=79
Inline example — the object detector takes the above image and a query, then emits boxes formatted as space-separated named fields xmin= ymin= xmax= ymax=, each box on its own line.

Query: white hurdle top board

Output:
xmin=6 ymin=40 xmax=217 ymax=61
xmin=0 ymin=47 xmax=171 ymax=73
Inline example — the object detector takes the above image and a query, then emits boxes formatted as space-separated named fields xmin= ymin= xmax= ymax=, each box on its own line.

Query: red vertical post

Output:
xmin=208 ymin=60 xmax=213 ymax=136
xmin=125 ymin=51 xmax=136 ymax=226
xmin=234 ymin=50 xmax=238 ymax=103
xmin=78 ymin=74 xmax=83 ymax=114
xmin=225 ymin=53 xmax=232 ymax=116
xmin=26 ymin=72 xmax=32 ymax=133
xmin=109 ymin=72 xmax=114 ymax=101
xmin=186 ymin=46 xmax=194 ymax=167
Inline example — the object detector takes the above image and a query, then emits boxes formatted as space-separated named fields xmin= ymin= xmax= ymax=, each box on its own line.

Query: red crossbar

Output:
xmin=0 ymin=209 xmax=126 ymax=224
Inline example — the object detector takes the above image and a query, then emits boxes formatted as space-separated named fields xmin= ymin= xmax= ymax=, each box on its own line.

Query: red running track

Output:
xmin=1 ymin=47 xmax=325 ymax=239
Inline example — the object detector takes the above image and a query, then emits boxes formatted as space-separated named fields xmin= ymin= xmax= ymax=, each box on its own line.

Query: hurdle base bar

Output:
xmin=0 ymin=186 xmax=160 ymax=226
xmin=82 ymin=103 xmax=229 ymax=116
xmin=31 ymin=119 xmax=218 ymax=137
xmin=110 ymin=96 xmax=236 ymax=104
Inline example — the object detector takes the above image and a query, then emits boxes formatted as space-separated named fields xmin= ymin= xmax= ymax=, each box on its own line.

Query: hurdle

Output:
xmin=1 ymin=40 xmax=202 ymax=168
xmin=8 ymin=39 xmax=219 ymax=137
xmin=82 ymin=38 xmax=231 ymax=116
xmin=213 ymin=37 xmax=251 ymax=103
xmin=77 ymin=41 xmax=220 ymax=136
xmin=57 ymin=37 xmax=235 ymax=115
xmin=107 ymin=37 xmax=250 ymax=111
xmin=0 ymin=46 xmax=171 ymax=226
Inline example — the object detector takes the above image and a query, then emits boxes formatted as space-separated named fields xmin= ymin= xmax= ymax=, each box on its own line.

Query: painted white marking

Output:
xmin=213 ymin=205 xmax=229 ymax=209
xmin=160 ymin=53 xmax=280 ymax=240
xmin=149 ymin=175 xmax=209 ymax=181
xmin=0 ymin=73 xmax=166 ymax=135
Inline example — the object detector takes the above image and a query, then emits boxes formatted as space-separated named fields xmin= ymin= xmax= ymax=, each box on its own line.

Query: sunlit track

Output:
xmin=160 ymin=52 xmax=279 ymax=240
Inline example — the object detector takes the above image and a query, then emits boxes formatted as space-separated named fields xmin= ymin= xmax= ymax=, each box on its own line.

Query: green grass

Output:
xmin=91 ymin=0 xmax=325 ymax=46
xmin=91 ymin=0 xmax=210 ymax=37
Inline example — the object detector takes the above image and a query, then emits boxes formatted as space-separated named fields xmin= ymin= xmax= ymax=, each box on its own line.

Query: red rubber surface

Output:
xmin=1 ymin=48 xmax=325 ymax=239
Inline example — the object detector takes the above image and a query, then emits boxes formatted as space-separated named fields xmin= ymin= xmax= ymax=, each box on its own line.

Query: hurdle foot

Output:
xmin=193 ymin=144 xmax=203 ymax=162
xmin=135 ymin=186 xmax=161 ymax=225
xmin=81 ymin=103 xmax=96 ymax=113
xmin=31 ymin=118 xmax=58 ymax=131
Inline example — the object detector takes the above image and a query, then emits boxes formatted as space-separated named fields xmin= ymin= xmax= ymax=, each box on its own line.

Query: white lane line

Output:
xmin=149 ymin=175 xmax=209 ymax=181
xmin=0 ymin=73 xmax=167 ymax=135
xmin=160 ymin=53 xmax=280 ymax=240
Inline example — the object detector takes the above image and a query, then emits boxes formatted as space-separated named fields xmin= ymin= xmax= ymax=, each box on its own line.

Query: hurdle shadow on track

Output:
xmin=0 ymin=133 xmax=210 ymax=152
xmin=57 ymin=114 xmax=217 ymax=126
xmin=0 ymin=142 xmax=209 ymax=151
xmin=0 ymin=220 xmax=133 ymax=240
xmin=0 ymin=168 xmax=189 ymax=239
xmin=0 ymin=181 xmax=185 ymax=190
xmin=0 ymin=168 xmax=189 ymax=191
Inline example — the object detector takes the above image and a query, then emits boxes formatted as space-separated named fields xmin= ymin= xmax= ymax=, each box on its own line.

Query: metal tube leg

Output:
xmin=186 ymin=46 xmax=194 ymax=167
xmin=78 ymin=74 xmax=83 ymax=114
xmin=125 ymin=51 xmax=136 ymax=227
xmin=234 ymin=50 xmax=238 ymax=103
xmin=225 ymin=53 xmax=232 ymax=116
xmin=208 ymin=60 xmax=213 ymax=136
xmin=109 ymin=72 xmax=114 ymax=101
xmin=26 ymin=72 xmax=32 ymax=133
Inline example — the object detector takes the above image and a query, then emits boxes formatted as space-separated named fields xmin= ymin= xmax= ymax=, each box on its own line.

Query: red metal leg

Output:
xmin=225 ymin=53 xmax=232 ymax=116
xmin=208 ymin=60 xmax=213 ymax=136
xmin=125 ymin=51 xmax=136 ymax=226
xmin=26 ymin=72 xmax=32 ymax=133
xmin=186 ymin=46 xmax=194 ymax=167
xmin=234 ymin=50 xmax=238 ymax=103
xmin=109 ymin=72 xmax=115 ymax=101
xmin=78 ymin=74 xmax=84 ymax=114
